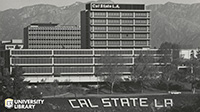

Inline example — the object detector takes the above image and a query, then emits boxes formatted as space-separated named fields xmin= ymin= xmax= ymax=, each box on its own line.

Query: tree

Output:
xmin=184 ymin=59 xmax=200 ymax=94
xmin=11 ymin=67 xmax=29 ymax=99
xmin=131 ymin=54 xmax=159 ymax=93
xmin=68 ymin=84 xmax=83 ymax=98
xmin=0 ymin=58 xmax=42 ymax=111
xmin=159 ymin=42 xmax=180 ymax=62
xmin=52 ymin=79 xmax=59 ymax=97
xmin=0 ymin=68 xmax=13 ymax=112
xmin=159 ymin=63 xmax=181 ymax=91
xmin=95 ymin=54 xmax=126 ymax=94
xmin=196 ymin=48 xmax=200 ymax=61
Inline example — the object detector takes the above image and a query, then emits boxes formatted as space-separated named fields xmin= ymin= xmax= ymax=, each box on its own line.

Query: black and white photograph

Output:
xmin=0 ymin=0 xmax=200 ymax=112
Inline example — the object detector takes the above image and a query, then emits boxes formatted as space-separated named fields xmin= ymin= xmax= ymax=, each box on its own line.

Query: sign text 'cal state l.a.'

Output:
xmin=68 ymin=97 xmax=173 ymax=109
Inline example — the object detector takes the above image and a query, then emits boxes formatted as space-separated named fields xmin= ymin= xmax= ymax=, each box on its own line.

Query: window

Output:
xmin=135 ymin=19 xmax=147 ymax=24
xmin=108 ymin=41 xmax=120 ymax=45
xmin=122 ymin=41 xmax=133 ymax=45
xmin=11 ymin=50 xmax=52 ymax=55
xmin=135 ymin=27 xmax=147 ymax=31
xmin=94 ymin=41 xmax=106 ymax=45
xmin=122 ymin=26 xmax=133 ymax=31
xmin=54 ymin=50 xmax=92 ymax=55
xmin=121 ymin=12 xmax=133 ymax=17
xmin=108 ymin=34 xmax=120 ymax=39
xmin=93 ymin=33 xmax=106 ymax=38
xmin=135 ymin=12 xmax=147 ymax=17
xmin=12 ymin=58 xmax=52 ymax=64
xmin=122 ymin=34 xmax=133 ymax=38
xmin=94 ymin=12 xmax=106 ymax=17
xmin=135 ymin=34 xmax=147 ymax=38
xmin=94 ymin=26 xmax=106 ymax=31
xmin=108 ymin=12 xmax=120 ymax=17
xmin=54 ymin=67 xmax=93 ymax=73
xmin=108 ymin=26 xmax=120 ymax=31
xmin=108 ymin=19 xmax=120 ymax=24
xmin=54 ymin=58 xmax=93 ymax=64
xmin=23 ymin=67 xmax=52 ymax=73
xmin=94 ymin=19 xmax=106 ymax=24
xmin=135 ymin=41 xmax=147 ymax=45
xmin=121 ymin=19 xmax=133 ymax=24
xmin=94 ymin=50 xmax=132 ymax=55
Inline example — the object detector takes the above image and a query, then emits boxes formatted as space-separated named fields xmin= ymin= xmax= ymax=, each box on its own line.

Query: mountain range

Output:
xmin=0 ymin=0 xmax=200 ymax=48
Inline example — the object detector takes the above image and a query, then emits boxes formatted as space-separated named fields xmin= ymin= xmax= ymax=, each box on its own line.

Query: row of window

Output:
xmin=92 ymin=12 xmax=149 ymax=18
xmin=54 ymin=50 xmax=93 ymax=55
xmin=23 ymin=67 xmax=52 ymax=73
xmin=11 ymin=50 xmax=52 ymax=55
xmin=12 ymin=50 xmax=169 ymax=56
xmin=92 ymin=19 xmax=149 ymax=24
xmin=92 ymin=33 xmax=149 ymax=39
xmin=29 ymin=41 xmax=80 ymax=44
xmin=28 ymin=31 xmax=80 ymax=34
xmin=29 ymin=45 xmax=81 ymax=49
xmin=92 ymin=26 xmax=149 ymax=31
xmin=54 ymin=58 xmax=93 ymax=64
xmin=94 ymin=50 xmax=132 ymax=55
xmin=12 ymin=57 xmax=133 ymax=64
xmin=29 ymin=39 xmax=80 ymax=42
xmin=29 ymin=45 xmax=80 ymax=48
xmin=22 ymin=67 xmax=95 ymax=73
xmin=92 ymin=40 xmax=148 ymax=46
xmin=12 ymin=58 xmax=52 ymax=64
xmin=12 ymin=50 xmax=168 ymax=56
xmin=28 ymin=34 xmax=80 ymax=36
xmin=28 ymin=29 xmax=80 ymax=32
xmin=54 ymin=67 xmax=93 ymax=73
xmin=11 ymin=50 xmax=134 ymax=55
xmin=12 ymin=57 xmax=169 ymax=65
xmin=29 ymin=36 xmax=80 ymax=39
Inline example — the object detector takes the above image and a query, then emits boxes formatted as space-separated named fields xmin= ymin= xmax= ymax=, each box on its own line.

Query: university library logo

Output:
xmin=4 ymin=98 xmax=44 ymax=110
xmin=5 ymin=98 xmax=14 ymax=109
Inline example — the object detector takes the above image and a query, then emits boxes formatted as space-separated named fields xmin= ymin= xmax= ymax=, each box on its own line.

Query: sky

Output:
xmin=0 ymin=0 xmax=200 ymax=11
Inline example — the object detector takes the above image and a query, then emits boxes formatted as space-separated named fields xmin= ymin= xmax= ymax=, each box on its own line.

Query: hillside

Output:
xmin=0 ymin=1 xmax=200 ymax=48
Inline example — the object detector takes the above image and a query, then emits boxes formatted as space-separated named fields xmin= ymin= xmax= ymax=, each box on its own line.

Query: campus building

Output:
xmin=0 ymin=39 xmax=23 ymax=50
xmin=81 ymin=3 xmax=151 ymax=49
xmin=24 ymin=23 xmax=81 ymax=49
xmin=8 ymin=49 xmax=171 ymax=83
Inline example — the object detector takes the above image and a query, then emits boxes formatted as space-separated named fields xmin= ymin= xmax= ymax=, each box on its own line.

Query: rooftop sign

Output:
xmin=87 ymin=3 xmax=145 ymax=10
xmin=92 ymin=4 xmax=120 ymax=9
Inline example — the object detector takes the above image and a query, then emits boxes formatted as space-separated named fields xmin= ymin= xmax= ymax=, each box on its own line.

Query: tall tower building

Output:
xmin=81 ymin=3 xmax=151 ymax=49
xmin=24 ymin=23 xmax=81 ymax=49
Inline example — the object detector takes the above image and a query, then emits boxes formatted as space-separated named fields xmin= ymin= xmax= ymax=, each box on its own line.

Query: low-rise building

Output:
xmin=0 ymin=39 xmax=23 ymax=50
xmin=7 ymin=49 xmax=171 ymax=83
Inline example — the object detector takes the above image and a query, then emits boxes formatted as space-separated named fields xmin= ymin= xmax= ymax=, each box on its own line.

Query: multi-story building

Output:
xmin=8 ymin=49 xmax=171 ymax=83
xmin=81 ymin=3 xmax=151 ymax=49
xmin=24 ymin=23 xmax=81 ymax=49
xmin=0 ymin=39 xmax=23 ymax=50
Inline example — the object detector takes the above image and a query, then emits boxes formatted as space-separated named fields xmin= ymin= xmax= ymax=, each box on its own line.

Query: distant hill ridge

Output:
xmin=0 ymin=1 xmax=200 ymax=48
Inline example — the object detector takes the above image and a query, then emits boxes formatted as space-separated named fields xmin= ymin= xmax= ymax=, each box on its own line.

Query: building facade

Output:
xmin=24 ymin=23 xmax=81 ymax=49
xmin=0 ymin=39 xmax=23 ymax=50
xmin=81 ymin=3 xmax=151 ymax=49
xmin=8 ymin=49 xmax=170 ymax=83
